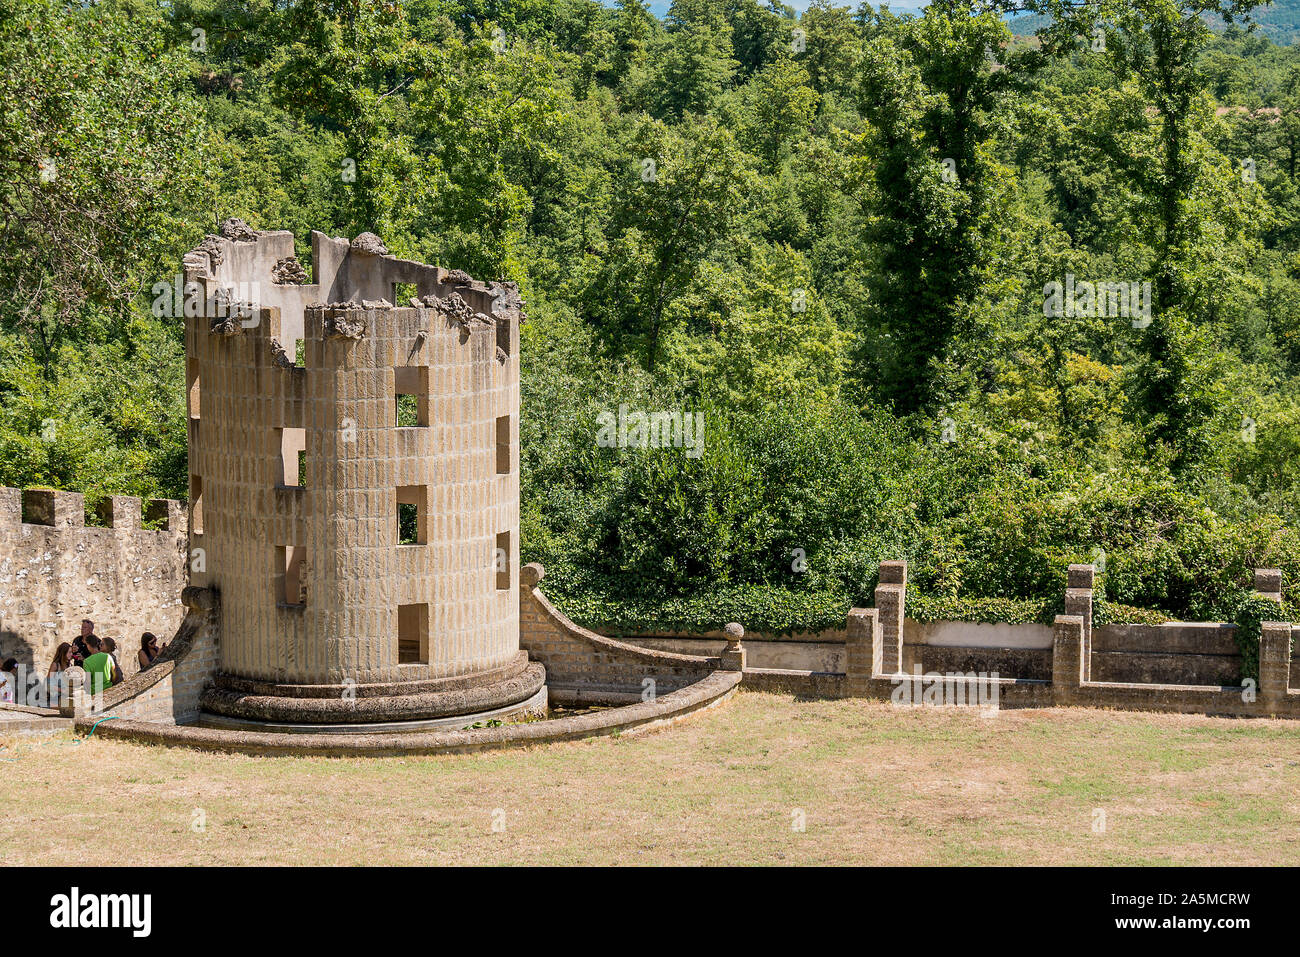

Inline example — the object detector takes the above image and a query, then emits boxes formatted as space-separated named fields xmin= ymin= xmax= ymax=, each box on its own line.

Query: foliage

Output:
xmin=1228 ymin=590 xmax=1290 ymax=681
xmin=908 ymin=592 xmax=1058 ymax=625
xmin=1093 ymin=600 xmax=1174 ymax=626
xmin=0 ymin=0 xmax=207 ymax=361
xmin=3 ymin=0 xmax=1300 ymax=637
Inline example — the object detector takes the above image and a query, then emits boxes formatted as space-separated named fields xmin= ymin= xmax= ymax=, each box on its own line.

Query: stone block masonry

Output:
xmin=874 ymin=561 xmax=906 ymax=675
xmin=1064 ymin=563 xmax=1094 ymax=681
xmin=1256 ymin=568 xmax=1284 ymax=604
xmin=0 ymin=487 xmax=187 ymax=682
xmin=844 ymin=607 xmax=879 ymax=696
xmin=183 ymin=225 xmax=535 ymax=724
xmin=824 ymin=561 xmax=1300 ymax=718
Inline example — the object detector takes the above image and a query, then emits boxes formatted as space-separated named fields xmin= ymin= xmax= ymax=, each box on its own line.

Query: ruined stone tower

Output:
xmin=181 ymin=223 xmax=544 ymax=725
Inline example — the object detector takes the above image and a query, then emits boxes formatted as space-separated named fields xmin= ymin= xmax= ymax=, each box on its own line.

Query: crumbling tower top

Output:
xmin=180 ymin=222 xmax=541 ymax=726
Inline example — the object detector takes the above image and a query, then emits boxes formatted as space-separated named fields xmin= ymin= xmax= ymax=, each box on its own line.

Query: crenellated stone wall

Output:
xmin=0 ymin=487 xmax=187 ymax=681
xmin=734 ymin=561 xmax=1300 ymax=718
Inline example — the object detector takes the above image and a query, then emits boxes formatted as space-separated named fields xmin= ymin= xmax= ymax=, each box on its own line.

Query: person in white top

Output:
xmin=47 ymin=643 xmax=74 ymax=707
xmin=0 ymin=658 xmax=17 ymax=704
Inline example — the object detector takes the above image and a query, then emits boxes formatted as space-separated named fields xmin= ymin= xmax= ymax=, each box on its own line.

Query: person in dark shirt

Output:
xmin=138 ymin=632 xmax=167 ymax=671
xmin=71 ymin=618 xmax=97 ymax=664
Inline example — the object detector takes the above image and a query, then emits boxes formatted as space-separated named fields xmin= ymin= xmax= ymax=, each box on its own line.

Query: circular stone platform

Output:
xmin=194 ymin=684 xmax=548 ymax=734
xmin=200 ymin=654 xmax=546 ymax=724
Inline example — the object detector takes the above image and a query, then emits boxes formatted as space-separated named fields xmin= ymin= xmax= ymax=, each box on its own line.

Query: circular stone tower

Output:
xmin=181 ymin=223 xmax=544 ymax=726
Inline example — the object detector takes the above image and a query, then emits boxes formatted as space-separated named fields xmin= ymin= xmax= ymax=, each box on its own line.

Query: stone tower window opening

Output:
xmin=496 ymin=530 xmax=511 ymax=590
xmin=496 ymin=315 xmax=510 ymax=357
xmin=495 ymin=415 xmax=511 ymax=474
xmin=397 ymin=485 xmax=427 ymax=545
xmin=187 ymin=357 xmax=200 ymax=420
xmin=394 ymin=365 xmax=429 ymax=428
xmin=275 ymin=427 xmax=307 ymax=488
xmin=276 ymin=544 xmax=306 ymax=607
xmin=190 ymin=474 xmax=203 ymax=535
xmin=397 ymin=602 xmax=429 ymax=664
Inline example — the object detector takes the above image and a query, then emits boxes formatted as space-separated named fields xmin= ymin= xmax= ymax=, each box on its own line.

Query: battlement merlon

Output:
xmin=0 ymin=487 xmax=185 ymax=533
xmin=180 ymin=223 xmax=525 ymax=348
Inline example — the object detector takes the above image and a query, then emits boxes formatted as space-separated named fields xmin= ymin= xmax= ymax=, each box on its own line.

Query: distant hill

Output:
xmin=1005 ymin=12 xmax=1049 ymax=38
xmin=1236 ymin=0 xmax=1300 ymax=45
xmin=1008 ymin=1 xmax=1300 ymax=46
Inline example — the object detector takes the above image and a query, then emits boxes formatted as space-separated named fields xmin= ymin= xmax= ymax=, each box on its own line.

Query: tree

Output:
xmin=742 ymin=57 xmax=820 ymax=168
xmin=669 ymin=241 xmax=850 ymax=410
xmin=271 ymin=0 xmax=440 ymax=235
xmin=609 ymin=0 xmax=658 ymax=85
xmin=0 ymin=0 xmax=206 ymax=368
xmin=578 ymin=117 xmax=755 ymax=370
xmin=799 ymin=0 xmax=860 ymax=97
xmin=1036 ymin=0 xmax=1265 ymax=470
xmin=856 ymin=1 xmax=1025 ymax=413
xmin=649 ymin=0 xmax=739 ymax=119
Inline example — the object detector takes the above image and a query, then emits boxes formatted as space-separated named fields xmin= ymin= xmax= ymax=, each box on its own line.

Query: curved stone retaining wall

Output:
xmin=80 ymin=670 xmax=743 ymax=756
xmin=518 ymin=563 xmax=723 ymax=705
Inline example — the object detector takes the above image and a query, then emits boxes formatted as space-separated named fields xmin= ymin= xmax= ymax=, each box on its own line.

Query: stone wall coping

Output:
xmin=878 ymin=560 xmax=907 ymax=585
xmin=612 ymin=618 xmax=1249 ymax=649
xmin=1067 ymin=564 xmax=1096 ymax=589
xmin=611 ymin=627 xmax=848 ymax=644
xmin=1084 ymin=679 xmax=1240 ymax=692
xmin=0 ymin=702 xmax=61 ymax=718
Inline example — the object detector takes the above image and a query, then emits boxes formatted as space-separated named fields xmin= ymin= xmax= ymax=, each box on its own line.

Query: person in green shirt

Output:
xmin=80 ymin=636 xmax=116 ymax=696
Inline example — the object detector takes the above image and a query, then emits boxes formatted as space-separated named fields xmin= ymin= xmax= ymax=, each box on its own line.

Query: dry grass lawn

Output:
xmin=1 ymin=690 xmax=1298 ymax=866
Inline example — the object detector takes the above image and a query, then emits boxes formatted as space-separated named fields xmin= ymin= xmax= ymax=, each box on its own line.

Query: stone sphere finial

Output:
xmin=521 ymin=563 xmax=545 ymax=588
xmin=720 ymin=623 xmax=746 ymax=672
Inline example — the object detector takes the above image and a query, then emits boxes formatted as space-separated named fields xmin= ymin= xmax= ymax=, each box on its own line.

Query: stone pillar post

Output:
xmin=1255 ymin=568 xmax=1283 ymax=605
xmin=874 ymin=560 xmax=906 ymax=675
xmin=721 ymin=623 xmax=746 ymax=672
xmin=1260 ymin=622 xmax=1292 ymax=710
xmin=97 ymin=495 xmax=142 ymax=529
xmin=0 ymin=487 xmax=20 ymax=527
xmin=1052 ymin=615 xmax=1085 ymax=705
xmin=1065 ymin=564 xmax=1095 ymax=682
xmin=145 ymin=499 xmax=185 ymax=533
xmin=845 ymin=607 xmax=879 ymax=696
xmin=59 ymin=668 xmax=86 ymax=719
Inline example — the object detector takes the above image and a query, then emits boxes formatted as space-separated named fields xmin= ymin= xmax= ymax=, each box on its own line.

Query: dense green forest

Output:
xmin=3 ymin=0 xmax=1299 ymax=633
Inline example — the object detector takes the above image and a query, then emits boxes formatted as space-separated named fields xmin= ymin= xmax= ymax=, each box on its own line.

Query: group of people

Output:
xmin=0 ymin=619 xmax=168 ymax=705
